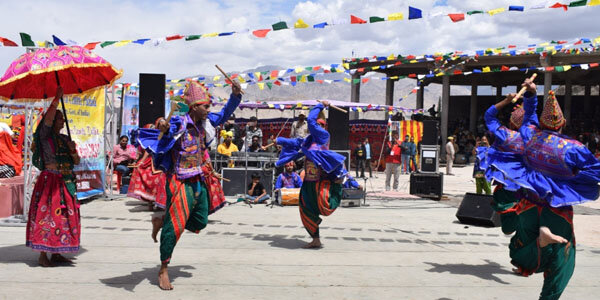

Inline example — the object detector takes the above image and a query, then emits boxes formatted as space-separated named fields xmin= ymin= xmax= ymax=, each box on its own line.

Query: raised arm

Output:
xmin=519 ymin=79 xmax=539 ymax=143
xmin=307 ymin=103 xmax=329 ymax=144
xmin=43 ymin=87 xmax=63 ymax=127
xmin=208 ymin=93 xmax=242 ymax=127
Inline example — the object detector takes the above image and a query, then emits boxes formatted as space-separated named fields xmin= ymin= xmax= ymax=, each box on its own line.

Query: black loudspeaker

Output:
xmin=456 ymin=193 xmax=501 ymax=227
xmin=342 ymin=188 xmax=364 ymax=199
xmin=221 ymin=168 xmax=274 ymax=197
xmin=409 ymin=172 xmax=443 ymax=200
xmin=328 ymin=107 xmax=349 ymax=150
xmin=139 ymin=73 xmax=166 ymax=127
xmin=422 ymin=120 xmax=439 ymax=146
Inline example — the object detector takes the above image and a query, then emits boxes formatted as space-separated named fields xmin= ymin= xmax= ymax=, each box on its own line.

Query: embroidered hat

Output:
xmin=540 ymin=90 xmax=565 ymax=131
xmin=509 ymin=104 xmax=525 ymax=130
xmin=183 ymin=82 xmax=211 ymax=107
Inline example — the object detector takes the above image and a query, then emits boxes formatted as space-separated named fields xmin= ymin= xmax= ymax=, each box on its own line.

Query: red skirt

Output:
xmin=127 ymin=156 xmax=167 ymax=208
xmin=26 ymin=170 xmax=81 ymax=253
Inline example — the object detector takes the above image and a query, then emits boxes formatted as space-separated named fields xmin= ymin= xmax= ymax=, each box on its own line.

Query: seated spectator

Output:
xmin=113 ymin=135 xmax=136 ymax=177
xmin=245 ymin=172 xmax=271 ymax=204
xmin=217 ymin=130 xmax=238 ymax=168
xmin=343 ymin=174 xmax=363 ymax=190
xmin=274 ymin=161 xmax=303 ymax=203
xmin=246 ymin=135 xmax=263 ymax=153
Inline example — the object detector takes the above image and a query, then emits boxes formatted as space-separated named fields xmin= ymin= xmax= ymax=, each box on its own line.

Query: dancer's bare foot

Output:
xmin=538 ymin=226 xmax=568 ymax=247
xmin=302 ymin=238 xmax=322 ymax=249
xmin=50 ymin=254 xmax=73 ymax=263
xmin=158 ymin=263 xmax=173 ymax=290
xmin=152 ymin=217 xmax=163 ymax=243
xmin=38 ymin=252 xmax=54 ymax=267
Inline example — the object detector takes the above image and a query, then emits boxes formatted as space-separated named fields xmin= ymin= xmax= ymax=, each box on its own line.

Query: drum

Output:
xmin=280 ymin=188 xmax=300 ymax=206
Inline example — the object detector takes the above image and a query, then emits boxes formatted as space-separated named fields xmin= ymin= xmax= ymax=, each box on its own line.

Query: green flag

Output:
xmin=272 ymin=21 xmax=288 ymax=31
xmin=100 ymin=41 xmax=117 ymax=48
xmin=369 ymin=16 xmax=385 ymax=23
xmin=555 ymin=66 xmax=565 ymax=72
xmin=352 ymin=78 xmax=360 ymax=84
xmin=266 ymin=82 xmax=273 ymax=89
xmin=467 ymin=10 xmax=484 ymax=15
xmin=185 ymin=35 xmax=201 ymax=41
xmin=19 ymin=32 xmax=35 ymax=47
xmin=307 ymin=75 xmax=314 ymax=82
xmin=569 ymin=0 xmax=587 ymax=7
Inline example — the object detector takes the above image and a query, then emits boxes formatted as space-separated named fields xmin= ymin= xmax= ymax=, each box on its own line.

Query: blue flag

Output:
xmin=509 ymin=6 xmax=524 ymax=11
xmin=408 ymin=6 xmax=422 ymax=19
xmin=313 ymin=22 xmax=328 ymax=28
xmin=52 ymin=35 xmax=67 ymax=46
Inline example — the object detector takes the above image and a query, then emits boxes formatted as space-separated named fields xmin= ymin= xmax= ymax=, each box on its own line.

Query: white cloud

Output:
xmin=0 ymin=0 xmax=598 ymax=84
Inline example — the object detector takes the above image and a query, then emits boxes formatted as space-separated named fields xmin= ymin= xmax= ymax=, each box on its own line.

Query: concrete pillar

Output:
xmin=469 ymin=84 xmax=478 ymax=134
xmin=564 ymin=79 xmax=572 ymax=125
xmin=416 ymin=84 xmax=424 ymax=110
xmin=350 ymin=72 xmax=361 ymax=120
xmin=441 ymin=75 xmax=450 ymax=156
xmin=584 ymin=85 xmax=592 ymax=116
xmin=385 ymin=79 xmax=394 ymax=120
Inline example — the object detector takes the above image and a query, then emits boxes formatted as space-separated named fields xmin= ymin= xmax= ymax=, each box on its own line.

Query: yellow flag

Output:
xmin=539 ymin=42 xmax=549 ymax=47
xmin=435 ymin=72 xmax=444 ymax=77
xmin=387 ymin=12 xmax=403 ymax=21
xmin=357 ymin=108 xmax=363 ymax=113
xmin=343 ymin=63 xmax=350 ymax=69
xmin=254 ymin=72 xmax=261 ymax=79
xmin=295 ymin=67 xmax=304 ymax=73
xmin=115 ymin=40 xmax=132 ymax=47
xmin=258 ymin=83 xmax=265 ymax=90
xmin=482 ymin=66 xmax=491 ymax=73
xmin=202 ymin=32 xmax=219 ymax=38
xmin=299 ymin=75 xmax=307 ymax=82
xmin=344 ymin=77 xmax=351 ymax=83
xmin=590 ymin=0 xmax=600 ymax=5
xmin=268 ymin=104 xmax=275 ymax=108
xmin=238 ymin=76 xmax=246 ymax=83
xmin=294 ymin=19 xmax=309 ymax=28
xmin=296 ymin=102 xmax=302 ymax=107
xmin=36 ymin=41 xmax=45 ymax=47
xmin=563 ymin=65 xmax=571 ymax=72
xmin=390 ymin=76 xmax=399 ymax=80
xmin=372 ymin=66 xmax=380 ymax=70
xmin=213 ymin=75 xmax=221 ymax=81
xmin=488 ymin=7 xmax=505 ymax=16
xmin=387 ymin=54 xmax=396 ymax=60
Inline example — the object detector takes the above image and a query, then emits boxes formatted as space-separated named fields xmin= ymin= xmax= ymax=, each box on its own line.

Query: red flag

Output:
xmin=453 ymin=70 xmax=463 ymax=75
xmin=448 ymin=13 xmax=465 ymax=22
xmin=590 ymin=63 xmax=599 ymax=68
xmin=501 ymin=65 xmax=510 ymax=71
xmin=84 ymin=42 xmax=100 ymax=50
xmin=270 ymin=70 xmax=278 ymax=78
xmin=313 ymin=66 xmax=321 ymax=71
xmin=357 ymin=67 xmax=365 ymax=72
xmin=550 ymin=2 xmax=568 ymax=11
xmin=362 ymin=78 xmax=370 ymax=84
xmin=406 ymin=55 xmax=416 ymax=60
xmin=273 ymin=81 xmax=281 ymax=86
xmin=351 ymin=15 xmax=367 ymax=24
xmin=0 ymin=37 xmax=18 ymax=47
xmin=508 ymin=45 xmax=516 ymax=48
xmin=408 ymin=73 xmax=417 ymax=78
xmin=166 ymin=35 xmax=184 ymax=41
xmin=317 ymin=80 xmax=324 ymax=84
xmin=545 ymin=66 xmax=555 ymax=72
xmin=252 ymin=29 xmax=271 ymax=38
xmin=291 ymin=76 xmax=297 ymax=82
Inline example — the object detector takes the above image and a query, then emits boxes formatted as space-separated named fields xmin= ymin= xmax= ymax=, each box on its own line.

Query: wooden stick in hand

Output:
xmin=158 ymin=101 xmax=180 ymax=140
xmin=215 ymin=65 xmax=245 ymax=95
xmin=317 ymin=100 xmax=348 ymax=113
xmin=512 ymin=73 xmax=538 ymax=103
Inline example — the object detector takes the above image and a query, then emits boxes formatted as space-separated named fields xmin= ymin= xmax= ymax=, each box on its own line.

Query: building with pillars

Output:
xmin=345 ymin=52 xmax=600 ymax=155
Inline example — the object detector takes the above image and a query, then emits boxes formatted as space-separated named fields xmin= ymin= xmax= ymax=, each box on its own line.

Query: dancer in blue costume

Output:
xmin=138 ymin=81 xmax=242 ymax=290
xmin=274 ymin=101 xmax=347 ymax=248
xmin=481 ymin=77 xmax=600 ymax=299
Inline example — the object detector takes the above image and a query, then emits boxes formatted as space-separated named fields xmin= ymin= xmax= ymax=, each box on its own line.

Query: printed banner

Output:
xmin=64 ymin=88 xmax=106 ymax=199
xmin=121 ymin=87 xmax=139 ymax=140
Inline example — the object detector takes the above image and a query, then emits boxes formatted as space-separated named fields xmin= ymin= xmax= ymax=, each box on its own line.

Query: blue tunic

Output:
xmin=137 ymin=93 xmax=241 ymax=177
xmin=477 ymin=105 xmax=526 ymax=191
xmin=275 ymin=103 xmax=347 ymax=180
xmin=480 ymin=93 xmax=600 ymax=207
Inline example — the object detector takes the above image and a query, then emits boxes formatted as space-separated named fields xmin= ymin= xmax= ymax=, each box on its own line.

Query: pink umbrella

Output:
xmin=0 ymin=45 xmax=122 ymax=137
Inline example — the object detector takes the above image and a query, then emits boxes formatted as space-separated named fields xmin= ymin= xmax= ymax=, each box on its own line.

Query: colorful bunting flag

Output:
xmin=0 ymin=37 xmax=18 ymax=47
xmin=272 ymin=21 xmax=288 ymax=31
xmin=488 ymin=7 xmax=506 ymax=16
xmin=313 ymin=22 xmax=328 ymax=28
xmin=550 ymin=2 xmax=569 ymax=10
xmin=509 ymin=6 xmax=525 ymax=11
xmin=369 ymin=16 xmax=385 ymax=23
xmin=387 ymin=13 xmax=404 ymax=20
xmin=448 ymin=13 xmax=465 ymax=22
xmin=53 ymin=35 xmax=67 ymax=46
xmin=568 ymin=0 xmax=588 ymax=7
xmin=467 ymin=10 xmax=484 ymax=15
xmin=409 ymin=6 xmax=422 ymax=19
xmin=19 ymin=33 xmax=35 ymax=47
xmin=294 ymin=19 xmax=309 ymax=28
xmin=590 ymin=0 xmax=600 ymax=5
xmin=252 ymin=29 xmax=271 ymax=38
xmin=351 ymin=15 xmax=367 ymax=24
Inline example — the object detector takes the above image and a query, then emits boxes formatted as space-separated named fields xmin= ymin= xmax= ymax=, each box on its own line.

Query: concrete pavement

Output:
xmin=0 ymin=165 xmax=599 ymax=299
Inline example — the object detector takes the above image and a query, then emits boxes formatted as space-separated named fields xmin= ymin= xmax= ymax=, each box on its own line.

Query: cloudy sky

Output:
xmin=0 ymin=0 xmax=598 ymax=83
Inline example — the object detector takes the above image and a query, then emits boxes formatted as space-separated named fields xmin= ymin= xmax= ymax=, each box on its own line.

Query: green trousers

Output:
xmin=299 ymin=180 xmax=342 ymax=238
xmin=160 ymin=176 xmax=209 ymax=264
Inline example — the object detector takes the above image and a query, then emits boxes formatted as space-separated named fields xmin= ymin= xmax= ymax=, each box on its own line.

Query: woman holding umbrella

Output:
xmin=26 ymin=86 xmax=81 ymax=267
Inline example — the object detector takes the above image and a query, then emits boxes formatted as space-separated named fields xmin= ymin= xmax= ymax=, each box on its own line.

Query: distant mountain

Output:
xmin=177 ymin=65 xmax=472 ymax=111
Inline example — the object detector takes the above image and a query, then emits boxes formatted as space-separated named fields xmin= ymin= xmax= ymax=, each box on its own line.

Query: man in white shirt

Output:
xmin=445 ymin=136 xmax=455 ymax=175
xmin=290 ymin=113 xmax=309 ymax=139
